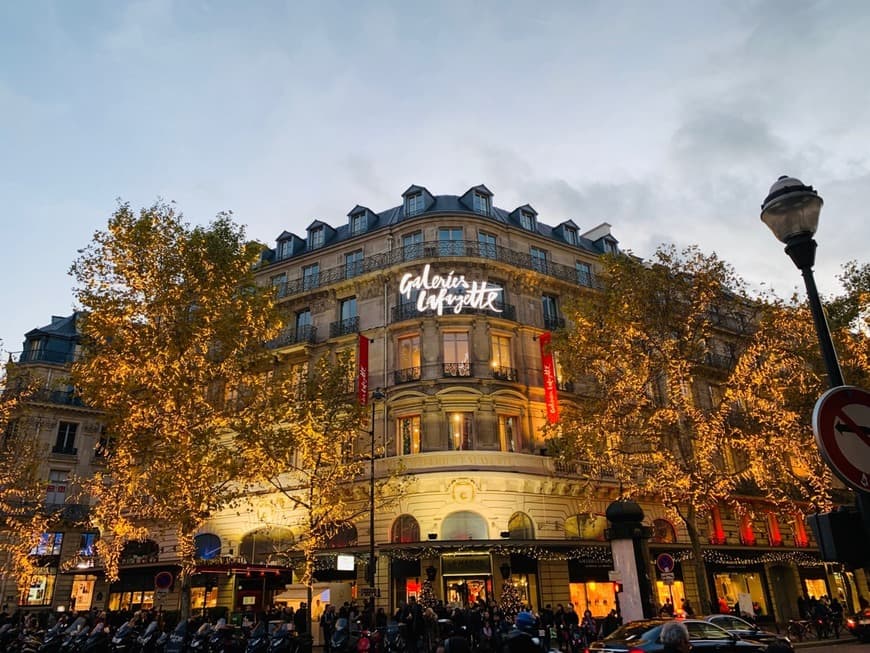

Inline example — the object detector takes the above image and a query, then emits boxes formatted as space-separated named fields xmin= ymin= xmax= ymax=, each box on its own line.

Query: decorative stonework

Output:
xmin=449 ymin=478 xmax=478 ymax=503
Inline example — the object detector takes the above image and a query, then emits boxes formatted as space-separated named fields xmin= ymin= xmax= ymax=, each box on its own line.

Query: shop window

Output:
xmin=443 ymin=332 xmax=470 ymax=377
xmin=22 ymin=570 xmax=58 ymax=607
xmin=191 ymin=586 xmax=218 ymax=611
xmin=713 ymin=572 xmax=769 ymax=618
xmin=651 ymin=518 xmax=677 ymax=544
xmin=498 ymin=415 xmax=522 ymax=453
xmin=448 ymin=412 xmax=473 ymax=450
xmin=397 ymin=415 xmax=421 ymax=455
xmin=442 ymin=511 xmax=488 ymax=540
xmin=240 ymin=527 xmax=295 ymax=564
xmin=569 ymin=581 xmax=617 ymax=619
xmin=391 ymin=514 xmax=420 ymax=543
xmin=565 ymin=514 xmax=606 ymax=541
xmin=507 ymin=512 xmax=535 ymax=540
xmin=194 ymin=533 xmax=222 ymax=560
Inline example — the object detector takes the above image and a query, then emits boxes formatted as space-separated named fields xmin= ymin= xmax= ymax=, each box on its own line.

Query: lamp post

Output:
xmin=760 ymin=176 xmax=843 ymax=387
xmin=368 ymin=388 xmax=385 ymax=602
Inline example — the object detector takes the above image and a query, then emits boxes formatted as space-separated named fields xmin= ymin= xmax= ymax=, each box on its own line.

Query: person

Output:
xmin=660 ymin=621 xmax=691 ymax=653
xmin=681 ymin=598 xmax=694 ymax=618
xmin=580 ymin=610 xmax=597 ymax=644
xmin=502 ymin=611 xmax=540 ymax=653
xmin=401 ymin=595 xmax=424 ymax=653
xmin=717 ymin=596 xmax=730 ymax=614
xmin=295 ymin=602 xmax=309 ymax=634
xmin=321 ymin=604 xmax=336 ymax=653
xmin=601 ymin=610 xmax=620 ymax=638
xmin=660 ymin=598 xmax=674 ymax=618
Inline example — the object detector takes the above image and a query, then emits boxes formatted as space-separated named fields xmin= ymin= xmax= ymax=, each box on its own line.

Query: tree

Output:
xmin=239 ymin=351 xmax=402 ymax=634
xmin=0 ymin=359 xmax=47 ymax=599
xmin=547 ymin=245 xmax=830 ymax=612
xmin=70 ymin=201 xmax=283 ymax=618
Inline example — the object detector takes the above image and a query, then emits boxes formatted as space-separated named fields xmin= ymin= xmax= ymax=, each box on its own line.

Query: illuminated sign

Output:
xmin=399 ymin=264 xmax=502 ymax=316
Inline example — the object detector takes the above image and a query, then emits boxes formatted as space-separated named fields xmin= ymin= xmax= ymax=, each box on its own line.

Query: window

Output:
xmin=766 ymin=513 xmax=783 ymax=546
xmin=442 ymin=511 xmax=487 ymax=540
xmin=345 ymin=250 xmax=364 ymax=278
xmin=443 ymin=332 xmax=470 ymax=377
xmin=398 ymin=415 xmax=421 ymax=455
xmin=391 ymin=515 xmax=421 ymax=543
xmin=508 ymin=512 xmax=535 ymax=539
xmin=402 ymin=231 xmax=423 ymax=260
xmin=46 ymin=470 xmax=68 ymax=505
xmin=271 ymin=272 xmax=286 ymax=290
xmin=277 ymin=239 xmax=291 ymax=260
xmin=448 ymin=412 xmax=473 ymax=450
xmin=565 ymin=514 xmax=607 ymax=540
xmin=194 ymin=533 xmax=222 ymax=560
xmin=340 ymin=297 xmax=357 ymax=322
xmin=651 ymin=519 xmax=677 ymax=543
xmin=302 ymin=263 xmax=320 ymax=290
xmin=473 ymin=192 xmax=490 ymax=215
xmin=79 ymin=532 xmax=99 ymax=557
xmin=396 ymin=335 xmax=421 ymax=383
xmin=54 ymin=421 xmax=77 ymax=454
xmin=499 ymin=415 xmax=522 ymax=452
xmin=406 ymin=192 xmax=424 ymax=216
xmin=739 ymin=513 xmax=756 ymax=545
xmin=490 ymin=334 xmax=514 ymax=381
xmin=520 ymin=211 xmax=536 ymax=231
xmin=32 ymin=531 xmax=64 ymax=556
xmin=308 ymin=227 xmax=324 ymax=249
xmin=709 ymin=506 xmax=726 ymax=544
xmin=575 ymin=261 xmax=592 ymax=287
xmin=478 ymin=231 xmax=497 ymax=259
xmin=564 ymin=226 xmax=577 ymax=245
xmin=542 ymin=295 xmax=561 ymax=330
xmin=296 ymin=309 xmax=312 ymax=341
xmin=530 ymin=246 xmax=548 ymax=273
xmin=438 ymin=227 xmax=464 ymax=256
xmin=350 ymin=212 xmax=367 ymax=235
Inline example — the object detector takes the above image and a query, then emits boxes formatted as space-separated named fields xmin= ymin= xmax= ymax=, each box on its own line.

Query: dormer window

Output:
xmin=473 ymin=192 xmax=490 ymax=215
xmin=406 ymin=192 xmax=424 ymax=217
xmin=277 ymin=239 xmax=291 ymax=260
xmin=564 ymin=226 xmax=577 ymax=245
xmin=309 ymin=227 xmax=324 ymax=250
xmin=520 ymin=211 xmax=536 ymax=231
xmin=350 ymin=212 xmax=367 ymax=236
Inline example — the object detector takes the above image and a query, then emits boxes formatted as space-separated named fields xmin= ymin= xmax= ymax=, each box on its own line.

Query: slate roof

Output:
xmin=24 ymin=313 xmax=79 ymax=339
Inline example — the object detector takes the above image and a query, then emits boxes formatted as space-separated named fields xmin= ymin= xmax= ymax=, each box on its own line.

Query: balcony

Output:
xmin=15 ymin=349 xmax=76 ymax=365
xmin=543 ymin=315 xmax=566 ymax=331
xmin=491 ymin=366 xmax=518 ymax=382
xmin=273 ymin=240 xmax=600 ymax=300
xmin=30 ymin=388 xmax=85 ymax=407
xmin=51 ymin=446 xmax=78 ymax=457
xmin=443 ymin=362 xmax=472 ymax=378
xmin=267 ymin=324 xmax=317 ymax=348
xmin=394 ymin=367 xmax=422 ymax=384
xmin=391 ymin=301 xmax=516 ymax=323
xmin=329 ymin=316 xmax=360 ymax=338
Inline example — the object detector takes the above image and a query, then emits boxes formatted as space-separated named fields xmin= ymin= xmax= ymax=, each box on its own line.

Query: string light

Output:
xmin=384 ymin=543 xmax=612 ymax=564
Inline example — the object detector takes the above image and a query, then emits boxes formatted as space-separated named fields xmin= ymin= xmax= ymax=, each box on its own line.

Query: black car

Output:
xmin=589 ymin=619 xmax=768 ymax=652
xmin=703 ymin=615 xmax=794 ymax=652
xmin=846 ymin=607 xmax=870 ymax=642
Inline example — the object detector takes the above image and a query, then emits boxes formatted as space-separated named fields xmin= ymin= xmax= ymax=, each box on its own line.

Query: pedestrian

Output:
xmin=295 ymin=602 xmax=309 ymax=634
xmin=681 ymin=598 xmax=694 ymax=618
xmin=660 ymin=621 xmax=690 ymax=653
xmin=321 ymin=604 xmax=336 ymax=652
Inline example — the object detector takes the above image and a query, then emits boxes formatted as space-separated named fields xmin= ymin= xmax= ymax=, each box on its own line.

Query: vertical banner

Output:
xmin=539 ymin=332 xmax=560 ymax=423
xmin=358 ymin=334 xmax=369 ymax=406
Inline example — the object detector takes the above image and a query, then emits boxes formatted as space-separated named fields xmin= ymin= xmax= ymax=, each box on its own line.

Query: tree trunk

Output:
xmin=680 ymin=504 xmax=712 ymax=614
xmin=180 ymin=572 xmax=191 ymax=620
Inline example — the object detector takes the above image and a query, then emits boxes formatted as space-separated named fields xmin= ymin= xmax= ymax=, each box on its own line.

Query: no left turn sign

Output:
xmin=813 ymin=385 xmax=870 ymax=492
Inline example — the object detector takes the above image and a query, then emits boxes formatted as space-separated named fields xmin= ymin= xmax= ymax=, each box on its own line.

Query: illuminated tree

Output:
xmin=0 ymin=359 xmax=47 ymax=596
xmin=240 ymin=351 xmax=402 ymax=634
xmin=547 ymin=245 xmax=831 ymax=611
xmin=70 ymin=201 xmax=282 ymax=618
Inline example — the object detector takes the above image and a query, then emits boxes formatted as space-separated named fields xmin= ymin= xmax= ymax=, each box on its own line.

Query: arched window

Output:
xmin=651 ymin=519 xmax=676 ymax=544
xmin=326 ymin=524 xmax=358 ymax=549
xmin=507 ymin=512 xmax=535 ymax=540
xmin=442 ymin=511 xmax=488 ymax=540
xmin=240 ymin=527 xmax=295 ymax=564
xmin=391 ymin=515 xmax=420 ymax=543
xmin=194 ymin=533 xmax=222 ymax=560
xmin=119 ymin=539 xmax=159 ymax=564
xmin=564 ymin=514 xmax=606 ymax=541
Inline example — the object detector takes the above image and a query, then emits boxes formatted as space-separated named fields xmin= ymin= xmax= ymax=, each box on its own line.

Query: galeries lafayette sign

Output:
xmin=399 ymin=264 xmax=502 ymax=315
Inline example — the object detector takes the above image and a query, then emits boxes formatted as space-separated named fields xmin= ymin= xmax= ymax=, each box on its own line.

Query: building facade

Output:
xmin=6 ymin=184 xmax=867 ymax=626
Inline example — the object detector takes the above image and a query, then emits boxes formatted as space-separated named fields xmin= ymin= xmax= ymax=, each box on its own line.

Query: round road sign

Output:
xmin=655 ymin=553 xmax=675 ymax=573
xmin=813 ymin=385 xmax=870 ymax=492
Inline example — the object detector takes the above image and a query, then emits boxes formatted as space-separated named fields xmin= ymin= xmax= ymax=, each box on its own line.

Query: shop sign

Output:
xmin=399 ymin=265 xmax=502 ymax=316
xmin=539 ymin=332 xmax=560 ymax=423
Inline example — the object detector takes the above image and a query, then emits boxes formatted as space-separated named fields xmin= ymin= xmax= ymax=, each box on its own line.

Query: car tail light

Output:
xmin=628 ymin=649 xmax=645 ymax=653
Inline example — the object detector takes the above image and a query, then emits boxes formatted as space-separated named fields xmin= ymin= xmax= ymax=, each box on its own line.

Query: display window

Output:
xmin=569 ymin=581 xmax=617 ymax=618
xmin=713 ymin=572 xmax=769 ymax=617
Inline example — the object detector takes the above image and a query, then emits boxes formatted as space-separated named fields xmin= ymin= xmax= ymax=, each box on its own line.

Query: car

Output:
xmin=703 ymin=614 xmax=794 ymax=652
xmin=846 ymin=607 xmax=870 ymax=642
xmin=588 ymin=618 xmax=768 ymax=652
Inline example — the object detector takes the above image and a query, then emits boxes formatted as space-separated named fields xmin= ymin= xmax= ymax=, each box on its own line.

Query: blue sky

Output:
xmin=2 ymin=0 xmax=869 ymax=354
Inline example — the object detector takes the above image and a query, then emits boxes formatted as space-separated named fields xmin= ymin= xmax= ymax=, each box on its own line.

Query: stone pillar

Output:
xmin=606 ymin=499 xmax=656 ymax=622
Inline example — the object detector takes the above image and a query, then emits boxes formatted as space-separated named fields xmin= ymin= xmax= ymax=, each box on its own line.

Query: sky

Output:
xmin=2 ymin=0 xmax=869 ymax=355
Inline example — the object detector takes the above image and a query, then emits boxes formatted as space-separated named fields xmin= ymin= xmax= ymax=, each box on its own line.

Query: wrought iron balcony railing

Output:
xmin=267 ymin=324 xmax=317 ymax=348
xmin=543 ymin=315 xmax=566 ymax=331
xmin=15 ymin=349 xmax=76 ymax=365
xmin=329 ymin=316 xmax=360 ymax=338
xmin=443 ymin=362 xmax=472 ymax=378
xmin=394 ymin=367 xmax=422 ymax=384
xmin=30 ymin=388 xmax=85 ymax=407
xmin=491 ymin=366 xmax=518 ymax=382
xmin=273 ymin=240 xmax=600 ymax=299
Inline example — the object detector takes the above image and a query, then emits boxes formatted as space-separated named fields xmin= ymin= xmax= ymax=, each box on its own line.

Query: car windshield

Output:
xmin=604 ymin=622 xmax=662 ymax=642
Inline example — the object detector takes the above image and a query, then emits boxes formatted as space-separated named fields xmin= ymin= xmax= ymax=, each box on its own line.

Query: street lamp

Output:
xmin=368 ymin=388 xmax=385 ymax=601
xmin=760 ymin=175 xmax=844 ymax=387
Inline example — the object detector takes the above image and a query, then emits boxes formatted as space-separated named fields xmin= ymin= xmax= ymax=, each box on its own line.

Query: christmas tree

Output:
xmin=499 ymin=578 xmax=522 ymax=618
xmin=419 ymin=578 xmax=437 ymax=608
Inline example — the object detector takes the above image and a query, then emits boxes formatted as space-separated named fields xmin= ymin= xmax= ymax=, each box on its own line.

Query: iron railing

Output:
xmin=273 ymin=240 xmax=600 ymax=300
xmin=267 ymin=324 xmax=317 ymax=348
xmin=329 ymin=316 xmax=360 ymax=338
xmin=491 ymin=366 xmax=518 ymax=382
xmin=394 ymin=367 xmax=422 ymax=384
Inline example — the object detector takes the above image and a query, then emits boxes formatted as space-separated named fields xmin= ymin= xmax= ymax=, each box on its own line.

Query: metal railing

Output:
xmin=14 ymin=349 xmax=76 ymax=365
xmin=329 ymin=316 xmax=360 ymax=338
xmin=543 ymin=315 xmax=566 ymax=331
xmin=394 ymin=367 xmax=422 ymax=384
xmin=273 ymin=240 xmax=600 ymax=299
xmin=30 ymin=388 xmax=85 ymax=407
xmin=443 ymin=362 xmax=472 ymax=378
xmin=391 ymin=302 xmax=516 ymax=323
xmin=267 ymin=324 xmax=317 ymax=348
xmin=491 ymin=366 xmax=518 ymax=382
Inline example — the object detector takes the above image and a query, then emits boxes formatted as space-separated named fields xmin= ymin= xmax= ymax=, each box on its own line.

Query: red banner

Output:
xmin=539 ymin=332 xmax=560 ymax=423
xmin=358 ymin=334 xmax=369 ymax=405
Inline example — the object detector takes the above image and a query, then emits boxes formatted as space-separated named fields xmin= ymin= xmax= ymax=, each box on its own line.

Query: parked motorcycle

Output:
xmin=269 ymin=623 xmax=297 ymax=653
xmin=80 ymin=622 xmax=110 ymax=653
xmin=135 ymin=622 xmax=163 ymax=653
xmin=383 ymin=622 xmax=405 ymax=653
xmin=110 ymin=621 xmax=140 ymax=652
xmin=246 ymin=621 xmax=269 ymax=653
xmin=163 ymin=620 xmax=191 ymax=653
xmin=330 ymin=618 xmax=361 ymax=653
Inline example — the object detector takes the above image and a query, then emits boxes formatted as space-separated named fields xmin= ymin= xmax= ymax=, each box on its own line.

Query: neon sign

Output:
xmin=399 ymin=264 xmax=502 ymax=316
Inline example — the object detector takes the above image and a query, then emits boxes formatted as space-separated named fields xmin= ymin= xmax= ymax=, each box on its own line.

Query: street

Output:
xmin=797 ymin=640 xmax=870 ymax=652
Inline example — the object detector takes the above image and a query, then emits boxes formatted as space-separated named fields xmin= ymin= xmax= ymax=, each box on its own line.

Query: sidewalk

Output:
xmin=794 ymin=634 xmax=857 ymax=648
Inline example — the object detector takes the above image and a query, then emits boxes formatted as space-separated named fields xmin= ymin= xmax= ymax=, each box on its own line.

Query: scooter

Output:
xmin=80 ymin=622 xmax=110 ymax=653
xmin=135 ymin=622 xmax=162 ymax=653
xmin=246 ymin=621 xmax=269 ymax=653
xmin=109 ymin=621 xmax=139 ymax=652
xmin=269 ymin=623 xmax=297 ymax=653
xmin=163 ymin=620 xmax=191 ymax=653
xmin=40 ymin=617 xmax=87 ymax=653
